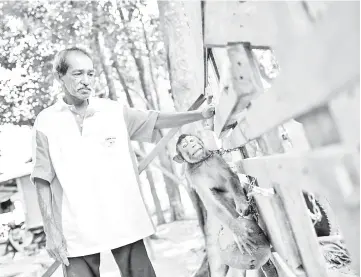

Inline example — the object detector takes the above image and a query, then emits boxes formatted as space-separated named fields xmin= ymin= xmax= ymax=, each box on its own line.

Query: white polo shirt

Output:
xmin=30 ymin=96 xmax=159 ymax=257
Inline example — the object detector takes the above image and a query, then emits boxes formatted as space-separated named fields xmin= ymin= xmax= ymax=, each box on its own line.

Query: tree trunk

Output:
xmin=117 ymin=5 xmax=158 ymax=109
xmin=140 ymin=17 xmax=161 ymax=110
xmin=112 ymin=58 xmax=166 ymax=225
xmin=158 ymin=147 xmax=185 ymax=221
xmin=158 ymin=1 xmax=219 ymax=276
xmin=139 ymin=143 xmax=166 ymax=225
xmin=113 ymin=59 xmax=134 ymax=107
xmin=140 ymin=15 xmax=186 ymax=220
xmin=92 ymin=1 xmax=118 ymax=101
xmin=116 ymin=4 xmax=185 ymax=221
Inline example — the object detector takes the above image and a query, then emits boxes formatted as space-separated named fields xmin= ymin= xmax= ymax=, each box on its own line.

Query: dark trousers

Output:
xmin=63 ymin=239 xmax=156 ymax=277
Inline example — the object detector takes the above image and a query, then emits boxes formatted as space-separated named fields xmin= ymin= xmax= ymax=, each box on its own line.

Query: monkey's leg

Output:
xmin=205 ymin=216 xmax=229 ymax=277
xmin=261 ymin=259 xmax=278 ymax=277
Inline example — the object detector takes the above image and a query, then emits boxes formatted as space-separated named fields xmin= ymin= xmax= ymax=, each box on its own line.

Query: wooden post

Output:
xmin=297 ymin=109 xmax=360 ymax=273
xmin=231 ymin=46 xmax=302 ymax=277
xmin=158 ymin=2 xmax=221 ymax=276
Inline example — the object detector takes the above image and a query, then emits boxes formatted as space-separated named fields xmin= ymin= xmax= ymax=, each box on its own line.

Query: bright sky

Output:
xmin=0 ymin=124 xmax=32 ymax=173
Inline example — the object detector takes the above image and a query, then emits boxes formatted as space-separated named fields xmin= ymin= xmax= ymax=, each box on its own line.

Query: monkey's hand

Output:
xmin=235 ymin=201 xmax=251 ymax=217
xmin=233 ymin=226 xmax=258 ymax=256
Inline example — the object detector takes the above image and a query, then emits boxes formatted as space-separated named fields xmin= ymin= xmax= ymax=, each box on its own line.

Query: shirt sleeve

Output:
xmin=30 ymin=119 xmax=55 ymax=185
xmin=123 ymin=106 xmax=160 ymax=143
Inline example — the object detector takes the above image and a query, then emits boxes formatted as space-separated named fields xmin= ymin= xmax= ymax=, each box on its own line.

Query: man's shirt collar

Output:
xmin=55 ymin=94 xmax=97 ymax=116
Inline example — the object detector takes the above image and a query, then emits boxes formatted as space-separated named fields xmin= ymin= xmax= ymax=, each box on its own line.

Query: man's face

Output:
xmin=178 ymin=136 xmax=207 ymax=163
xmin=59 ymin=51 xmax=95 ymax=101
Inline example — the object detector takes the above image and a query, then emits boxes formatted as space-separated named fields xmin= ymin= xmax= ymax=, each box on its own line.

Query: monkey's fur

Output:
xmin=174 ymin=135 xmax=278 ymax=277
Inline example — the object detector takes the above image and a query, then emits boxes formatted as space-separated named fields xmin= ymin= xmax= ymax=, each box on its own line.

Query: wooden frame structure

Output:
xmin=201 ymin=1 xmax=360 ymax=277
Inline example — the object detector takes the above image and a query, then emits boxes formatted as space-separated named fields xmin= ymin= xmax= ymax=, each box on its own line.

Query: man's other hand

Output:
xmin=201 ymin=104 xmax=215 ymax=119
xmin=46 ymin=225 xmax=69 ymax=266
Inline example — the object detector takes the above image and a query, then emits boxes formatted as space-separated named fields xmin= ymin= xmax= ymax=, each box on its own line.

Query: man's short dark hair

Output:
xmin=53 ymin=46 xmax=92 ymax=76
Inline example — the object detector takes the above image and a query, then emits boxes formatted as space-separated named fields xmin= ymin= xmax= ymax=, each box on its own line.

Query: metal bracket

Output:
xmin=249 ymin=186 xmax=275 ymax=197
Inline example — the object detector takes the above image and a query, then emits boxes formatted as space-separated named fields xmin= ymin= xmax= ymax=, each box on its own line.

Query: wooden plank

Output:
xmin=215 ymin=43 xmax=265 ymax=137
xmin=237 ymin=50 xmax=285 ymax=155
xmin=296 ymin=105 xmax=341 ymax=148
xmin=239 ymin=145 xmax=358 ymax=196
xmin=237 ymin=162 xmax=302 ymax=270
xmin=218 ymin=36 xmax=301 ymax=272
xmin=328 ymin=82 xmax=360 ymax=147
xmin=222 ymin=2 xmax=359 ymax=149
xmin=298 ymin=113 xmax=360 ymax=272
xmin=256 ymin=128 xmax=284 ymax=155
xmin=310 ymin=154 xmax=360 ymax=274
xmin=271 ymin=252 xmax=304 ymax=277
xmin=273 ymin=181 xmax=328 ymax=277
xmin=222 ymin=36 xmax=300 ymax=274
xmin=237 ymin=145 xmax=360 ymax=273
xmin=203 ymin=1 xmax=280 ymax=47
xmin=213 ymin=52 xmax=239 ymax=136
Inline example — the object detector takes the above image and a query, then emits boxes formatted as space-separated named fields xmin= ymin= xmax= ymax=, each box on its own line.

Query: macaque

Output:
xmin=173 ymin=134 xmax=277 ymax=277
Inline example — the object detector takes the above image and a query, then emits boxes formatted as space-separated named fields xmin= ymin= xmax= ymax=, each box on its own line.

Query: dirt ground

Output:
xmin=2 ymin=218 xmax=356 ymax=277
xmin=0 ymin=219 xmax=205 ymax=277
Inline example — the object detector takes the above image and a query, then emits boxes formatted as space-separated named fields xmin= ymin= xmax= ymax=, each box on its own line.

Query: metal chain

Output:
xmin=307 ymin=192 xmax=323 ymax=225
xmin=216 ymin=147 xmax=243 ymax=156
xmin=245 ymin=176 xmax=260 ymax=221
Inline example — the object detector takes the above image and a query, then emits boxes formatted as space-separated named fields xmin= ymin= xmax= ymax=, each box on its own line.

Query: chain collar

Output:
xmin=185 ymin=147 xmax=242 ymax=166
xmin=185 ymin=151 xmax=215 ymax=166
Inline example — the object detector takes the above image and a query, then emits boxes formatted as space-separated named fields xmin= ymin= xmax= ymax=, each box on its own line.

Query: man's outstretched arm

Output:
xmin=123 ymin=104 xmax=214 ymax=142
xmin=154 ymin=109 xmax=212 ymax=129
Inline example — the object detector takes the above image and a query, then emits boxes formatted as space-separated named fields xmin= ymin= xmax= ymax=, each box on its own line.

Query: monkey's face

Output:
xmin=177 ymin=136 xmax=208 ymax=163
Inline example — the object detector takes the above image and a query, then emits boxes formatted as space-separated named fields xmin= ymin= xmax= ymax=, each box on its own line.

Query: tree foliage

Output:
xmin=0 ymin=0 xmax=168 ymax=126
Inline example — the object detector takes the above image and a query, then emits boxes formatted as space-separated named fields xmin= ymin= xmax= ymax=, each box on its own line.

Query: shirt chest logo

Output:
xmin=105 ymin=137 xmax=117 ymax=147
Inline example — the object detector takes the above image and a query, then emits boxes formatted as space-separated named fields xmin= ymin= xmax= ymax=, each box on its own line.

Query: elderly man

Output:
xmin=31 ymin=46 xmax=214 ymax=277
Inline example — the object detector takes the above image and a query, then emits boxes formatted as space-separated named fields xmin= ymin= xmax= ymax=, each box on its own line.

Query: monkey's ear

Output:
xmin=173 ymin=154 xmax=185 ymax=164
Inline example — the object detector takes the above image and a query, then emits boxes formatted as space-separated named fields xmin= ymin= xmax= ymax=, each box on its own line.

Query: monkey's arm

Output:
xmin=217 ymin=157 xmax=250 ymax=214
xmin=226 ymin=174 xmax=249 ymax=203
xmin=193 ymin=178 xmax=242 ymax=232
xmin=194 ymin=180 xmax=257 ymax=254
xmin=215 ymin=156 xmax=248 ymax=203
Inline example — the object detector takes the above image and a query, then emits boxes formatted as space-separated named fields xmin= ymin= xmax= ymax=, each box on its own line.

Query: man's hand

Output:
xmin=46 ymin=225 xmax=69 ymax=266
xmin=201 ymin=104 xmax=215 ymax=119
